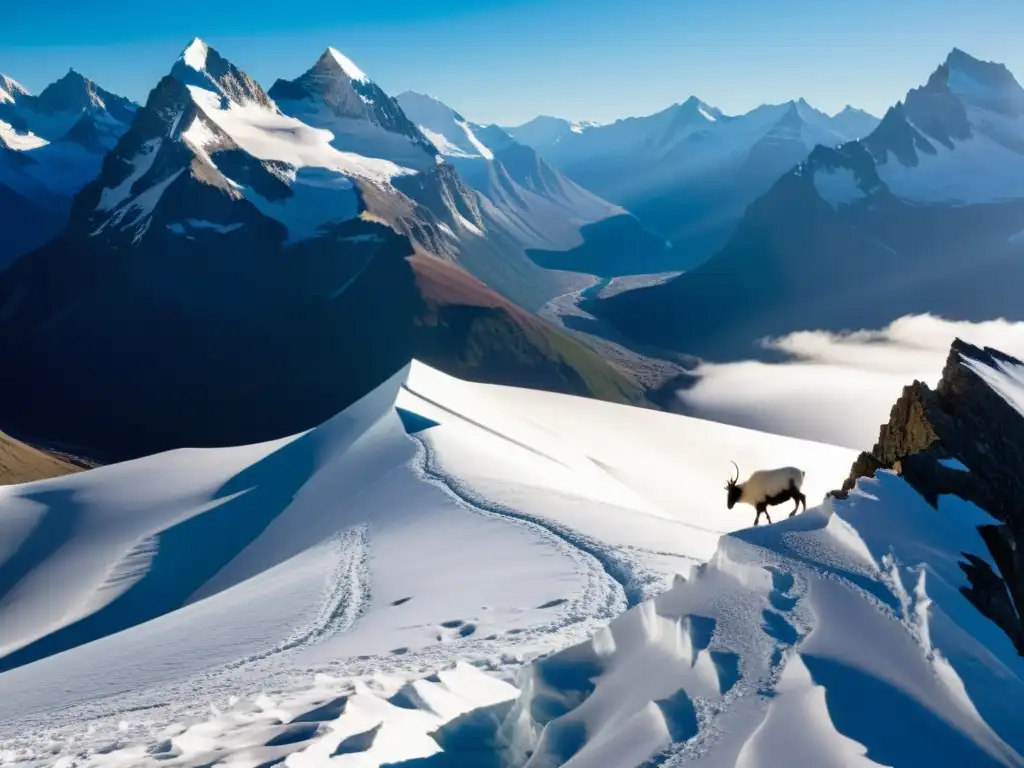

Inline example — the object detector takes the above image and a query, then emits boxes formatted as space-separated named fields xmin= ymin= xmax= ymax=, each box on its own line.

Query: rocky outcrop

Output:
xmin=834 ymin=338 xmax=1024 ymax=652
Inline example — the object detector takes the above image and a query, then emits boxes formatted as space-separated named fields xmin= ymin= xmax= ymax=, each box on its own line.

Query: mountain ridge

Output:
xmin=397 ymin=90 xmax=677 ymax=278
xmin=589 ymin=47 xmax=1024 ymax=358
xmin=0 ymin=38 xmax=650 ymax=461
xmin=0 ymin=67 xmax=138 ymax=268
xmin=507 ymin=93 xmax=879 ymax=267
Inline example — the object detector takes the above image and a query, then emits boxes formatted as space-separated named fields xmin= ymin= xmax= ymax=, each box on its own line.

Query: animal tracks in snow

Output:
xmin=409 ymin=432 xmax=638 ymax=625
xmin=225 ymin=526 xmax=371 ymax=669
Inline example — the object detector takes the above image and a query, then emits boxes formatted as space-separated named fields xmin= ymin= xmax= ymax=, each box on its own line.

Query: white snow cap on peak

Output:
xmin=182 ymin=37 xmax=210 ymax=71
xmin=326 ymin=47 xmax=369 ymax=82
xmin=0 ymin=73 xmax=28 ymax=103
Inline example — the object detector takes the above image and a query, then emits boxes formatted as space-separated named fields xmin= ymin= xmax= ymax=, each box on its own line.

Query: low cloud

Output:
xmin=676 ymin=315 xmax=1024 ymax=450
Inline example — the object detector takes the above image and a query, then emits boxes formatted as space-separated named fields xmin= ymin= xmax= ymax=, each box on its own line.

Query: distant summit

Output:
xmin=503 ymin=114 xmax=601 ymax=149
xmin=590 ymin=47 xmax=1024 ymax=358
xmin=502 ymin=93 xmax=878 ymax=266
xmin=0 ymin=66 xmax=137 ymax=267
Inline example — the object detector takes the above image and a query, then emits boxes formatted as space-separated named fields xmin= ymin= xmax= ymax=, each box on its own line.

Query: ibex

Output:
xmin=725 ymin=461 xmax=806 ymax=526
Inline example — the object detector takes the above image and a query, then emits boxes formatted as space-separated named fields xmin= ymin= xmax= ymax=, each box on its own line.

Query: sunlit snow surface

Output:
xmin=0 ymin=120 xmax=48 ymax=151
xmin=186 ymin=86 xmax=413 ymax=184
xmin=326 ymin=47 xmax=369 ymax=83
xmin=180 ymin=38 xmax=209 ymax=72
xmin=0 ymin=361 xmax=1020 ymax=766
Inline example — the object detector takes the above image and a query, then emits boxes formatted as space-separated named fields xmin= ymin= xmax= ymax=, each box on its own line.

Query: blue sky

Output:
xmin=2 ymin=0 xmax=1022 ymax=125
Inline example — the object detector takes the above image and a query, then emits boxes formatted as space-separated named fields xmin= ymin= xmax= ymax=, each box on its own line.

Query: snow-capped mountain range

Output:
xmin=0 ymin=39 xmax=646 ymax=461
xmin=398 ymin=90 xmax=621 ymax=224
xmin=506 ymin=96 xmax=880 ymax=266
xmin=502 ymin=114 xmax=602 ymax=149
xmin=0 ymin=69 xmax=137 ymax=267
xmin=0 ymin=43 xmax=671 ymax=307
xmin=5 ymin=37 xmax=1024 ymax=768
xmin=397 ymin=90 xmax=675 ymax=276
xmin=592 ymin=48 xmax=1024 ymax=359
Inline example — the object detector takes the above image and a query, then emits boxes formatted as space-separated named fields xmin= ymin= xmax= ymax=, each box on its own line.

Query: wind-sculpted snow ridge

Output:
xmin=0 ymin=362 xmax=858 ymax=765
xmin=75 ymin=661 xmax=520 ymax=768
xmin=480 ymin=474 xmax=1024 ymax=767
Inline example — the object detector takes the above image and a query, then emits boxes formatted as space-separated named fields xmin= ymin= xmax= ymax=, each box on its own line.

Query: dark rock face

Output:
xmin=863 ymin=103 xmax=938 ymax=166
xmin=834 ymin=339 xmax=1024 ymax=653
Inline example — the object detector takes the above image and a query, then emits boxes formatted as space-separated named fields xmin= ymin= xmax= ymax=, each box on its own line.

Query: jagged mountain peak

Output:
xmin=270 ymin=46 xmax=378 ymax=102
xmin=836 ymin=104 xmax=871 ymax=117
xmin=0 ymin=74 xmax=29 ymax=103
xmin=267 ymin=49 xmax=435 ymax=167
xmin=79 ymin=36 xmax=448 ymax=255
xmin=170 ymin=38 xmax=273 ymax=108
xmin=676 ymin=95 xmax=722 ymax=121
xmin=791 ymin=97 xmax=831 ymax=120
xmin=34 ymin=69 xmax=110 ymax=113
xmin=858 ymin=48 xmax=1024 ymax=180
xmin=945 ymin=47 xmax=1014 ymax=79
xmin=847 ymin=100 xmax=936 ymax=167
xmin=828 ymin=104 xmax=881 ymax=142
xmin=180 ymin=37 xmax=210 ymax=72
xmin=318 ymin=47 xmax=370 ymax=83
xmin=0 ymin=66 xmax=137 ymax=145
xmin=934 ymin=47 xmax=1024 ymax=116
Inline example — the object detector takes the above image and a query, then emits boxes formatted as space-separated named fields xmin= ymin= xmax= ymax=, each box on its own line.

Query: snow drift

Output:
xmin=0 ymin=361 xmax=855 ymax=765
xmin=4 ymin=351 xmax=1020 ymax=766
xmin=497 ymin=472 xmax=1024 ymax=767
xmin=3 ymin=348 xmax=1022 ymax=766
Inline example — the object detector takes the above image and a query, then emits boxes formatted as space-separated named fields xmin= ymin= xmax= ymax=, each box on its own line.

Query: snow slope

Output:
xmin=185 ymin=85 xmax=412 ymax=183
xmin=0 ymin=362 xmax=856 ymax=765
xmin=397 ymin=91 xmax=497 ymax=160
xmin=498 ymin=472 xmax=1024 ymax=767
xmin=3 ymin=357 xmax=1018 ymax=766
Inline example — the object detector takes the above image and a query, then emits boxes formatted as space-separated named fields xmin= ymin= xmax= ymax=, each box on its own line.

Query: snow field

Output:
xmin=0 ymin=361 xmax=858 ymax=765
